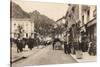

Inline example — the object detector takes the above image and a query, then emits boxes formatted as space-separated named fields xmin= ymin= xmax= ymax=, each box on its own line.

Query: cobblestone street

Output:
xmin=12 ymin=45 xmax=77 ymax=67
xmin=11 ymin=44 xmax=45 ymax=63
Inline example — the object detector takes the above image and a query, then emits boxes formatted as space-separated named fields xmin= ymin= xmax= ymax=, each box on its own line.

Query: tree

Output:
xmin=30 ymin=10 xmax=55 ymax=37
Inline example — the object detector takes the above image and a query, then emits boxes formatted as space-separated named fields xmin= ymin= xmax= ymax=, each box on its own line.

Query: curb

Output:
xmin=11 ymin=51 xmax=34 ymax=63
xmin=11 ymin=46 xmax=48 ymax=63
xmin=70 ymin=54 xmax=80 ymax=63
xmin=11 ymin=56 xmax=27 ymax=63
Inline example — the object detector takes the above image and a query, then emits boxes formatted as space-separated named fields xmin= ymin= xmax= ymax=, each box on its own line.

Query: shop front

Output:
xmin=86 ymin=17 xmax=96 ymax=42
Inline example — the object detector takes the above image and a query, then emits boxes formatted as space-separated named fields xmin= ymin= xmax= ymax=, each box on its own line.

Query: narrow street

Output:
xmin=12 ymin=45 xmax=77 ymax=67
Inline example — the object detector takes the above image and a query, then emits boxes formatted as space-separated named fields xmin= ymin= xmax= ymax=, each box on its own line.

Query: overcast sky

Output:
xmin=12 ymin=0 xmax=68 ymax=21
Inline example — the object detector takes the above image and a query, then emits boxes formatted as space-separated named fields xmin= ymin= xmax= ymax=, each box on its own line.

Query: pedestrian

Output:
xmin=52 ymin=38 xmax=56 ymax=50
xmin=63 ymin=33 xmax=67 ymax=54
xmin=93 ymin=40 xmax=96 ymax=55
xmin=64 ymin=41 xmax=67 ymax=54
xmin=22 ymin=37 xmax=27 ymax=49
xmin=27 ymin=37 xmax=34 ymax=50
xmin=44 ymin=41 xmax=47 ymax=46
xmin=88 ymin=41 xmax=93 ymax=55
xmin=81 ymin=41 xmax=85 ymax=52
xmin=35 ymin=36 xmax=39 ymax=48
xmin=16 ymin=37 xmax=23 ymax=53
xmin=63 ymin=32 xmax=69 ymax=54
xmin=88 ymin=41 xmax=96 ymax=56
xmin=68 ymin=43 xmax=71 ymax=54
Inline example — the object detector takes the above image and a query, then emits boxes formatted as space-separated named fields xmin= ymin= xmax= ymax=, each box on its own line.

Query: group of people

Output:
xmin=11 ymin=35 xmax=40 ymax=53
xmin=11 ymin=35 xmax=51 ymax=53
xmin=12 ymin=37 xmax=35 ymax=53
xmin=63 ymin=41 xmax=96 ymax=56
xmin=11 ymin=34 xmax=96 ymax=56
xmin=52 ymin=37 xmax=96 ymax=56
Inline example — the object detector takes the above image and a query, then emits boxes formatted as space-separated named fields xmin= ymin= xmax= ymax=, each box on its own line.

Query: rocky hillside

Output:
xmin=10 ymin=1 xmax=30 ymax=18
xmin=10 ymin=1 xmax=56 ymax=36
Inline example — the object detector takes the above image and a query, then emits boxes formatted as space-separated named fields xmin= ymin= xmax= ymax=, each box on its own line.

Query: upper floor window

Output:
xmin=87 ymin=10 xmax=90 ymax=22
xmin=82 ymin=15 xmax=84 ymax=24
xmin=72 ymin=6 xmax=75 ymax=13
xmin=87 ymin=10 xmax=90 ymax=16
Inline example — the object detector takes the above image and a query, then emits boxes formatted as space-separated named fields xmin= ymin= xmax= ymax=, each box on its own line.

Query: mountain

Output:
xmin=10 ymin=1 xmax=56 ymax=36
xmin=30 ymin=10 xmax=55 ymax=24
xmin=10 ymin=1 xmax=30 ymax=18
xmin=30 ymin=10 xmax=56 ymax=36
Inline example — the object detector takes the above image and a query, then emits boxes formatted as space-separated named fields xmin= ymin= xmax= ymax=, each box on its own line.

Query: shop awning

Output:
xmin=87 ymin=17 xmax=96 ymax=27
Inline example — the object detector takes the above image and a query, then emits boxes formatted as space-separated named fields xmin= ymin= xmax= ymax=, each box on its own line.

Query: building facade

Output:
xmin=65 ymin=4 xmax=80 ymax=45
xmin=64 ymin=4 xmax=96 ymax=42
xmin=11 ymin=18 xmax=34 ymax=39
xmin=79 ymin=5 xmax=96 ymax=42
xmin=63 ymin=4 xmax=96 ymax=53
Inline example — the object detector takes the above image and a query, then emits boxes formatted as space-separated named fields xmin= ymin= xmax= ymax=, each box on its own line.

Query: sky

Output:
xmin=12 ymin=0 xmax=68 ymax=21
